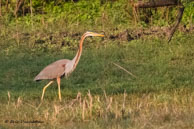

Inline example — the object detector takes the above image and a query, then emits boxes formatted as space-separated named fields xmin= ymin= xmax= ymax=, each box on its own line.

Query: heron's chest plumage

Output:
xmin=64 ymin=61 xmax=76 ymax=76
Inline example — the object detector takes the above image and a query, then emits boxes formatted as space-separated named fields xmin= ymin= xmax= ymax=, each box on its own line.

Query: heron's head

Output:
xmin=85 ymin=31 xmax=104 ymax=37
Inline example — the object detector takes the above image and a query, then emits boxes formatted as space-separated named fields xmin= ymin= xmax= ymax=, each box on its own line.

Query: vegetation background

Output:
xmin=0 ymin=0 xmax=194 ymax=128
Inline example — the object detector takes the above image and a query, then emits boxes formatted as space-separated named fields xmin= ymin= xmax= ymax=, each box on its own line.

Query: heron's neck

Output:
xmin=72 ymin=34 xmax=86 ymax=68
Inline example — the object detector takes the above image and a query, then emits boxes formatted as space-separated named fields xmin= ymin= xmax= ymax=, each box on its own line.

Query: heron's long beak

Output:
xmin=90 ymin=32 xmax=104 ymax=37
xmin=95 ymin=33 xmax=104 ymax=37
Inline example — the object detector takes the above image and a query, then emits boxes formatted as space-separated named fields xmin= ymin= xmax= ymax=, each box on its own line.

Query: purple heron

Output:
xmin=34 ymin=31 xmax=104 ymax=101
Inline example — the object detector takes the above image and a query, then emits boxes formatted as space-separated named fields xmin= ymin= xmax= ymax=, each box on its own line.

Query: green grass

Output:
xmin=0 ymin=31 xmax=194 ymax=128
xmin=1 ymin=34 xmax=193 ymax=100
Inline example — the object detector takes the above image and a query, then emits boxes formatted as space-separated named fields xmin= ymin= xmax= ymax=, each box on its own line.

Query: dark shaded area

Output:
xmin=133 ymin=0 xmax=185 ymax=42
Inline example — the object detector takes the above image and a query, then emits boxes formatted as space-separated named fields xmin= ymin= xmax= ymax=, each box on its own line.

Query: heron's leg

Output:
xmin=41 ymin=81 xmax=54 ymax=101
xmin=57 ymin=77 xmax=62 ymax=102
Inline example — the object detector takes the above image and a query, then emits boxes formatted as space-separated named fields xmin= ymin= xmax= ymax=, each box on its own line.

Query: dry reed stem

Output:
xmin=106 ymin=97 xmax=113 ymax=112
xmin=7 ymin=91 xmax=10 ymax=105
xmin=54 ymin=104 xmax=60 ymax=116
xmin=103 ymin=90 xmax=108 ymax=103
xmin=77 ymin=92 xmax=82 ymax=107
xmin=122 ymin=90 xmax=127 ymax=116
xmin=69 ymin=92 xmax=81 ymax=107
xmin=115 ymin=101 xmax=118 ymax=119
xmin=82 ymin=98 xmax=86 ymax=121
xmin=16 ymin=97 xmax=22 ymax=108
xmin=113 ymin=62 xmax=137 ymax=79
xmin=87 ymin=90 xmax=93 ymax=118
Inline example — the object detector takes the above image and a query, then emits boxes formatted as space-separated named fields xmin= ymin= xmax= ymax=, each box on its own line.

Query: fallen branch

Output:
xmin=133 ymin=0 xmax=179 ymax=8
xmin=168 ymin=6 xmax=184 ymax=42
xmin=112 ymin=62 xmax=137 ymax=79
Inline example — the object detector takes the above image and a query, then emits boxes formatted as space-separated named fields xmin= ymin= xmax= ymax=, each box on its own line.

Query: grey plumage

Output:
xmin=34 ymin=59 xmax=70 ymax=81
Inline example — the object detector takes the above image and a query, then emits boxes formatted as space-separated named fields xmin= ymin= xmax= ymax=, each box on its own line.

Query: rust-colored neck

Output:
xmin=72 ymin=33 xmax=87 ymax=69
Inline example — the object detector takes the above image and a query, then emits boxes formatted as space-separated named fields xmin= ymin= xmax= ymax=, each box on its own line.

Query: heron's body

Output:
xmin=34 ymin=59 xmax=70 ymax=80
xmin=34 ymin=32 xmax=104 ymax=101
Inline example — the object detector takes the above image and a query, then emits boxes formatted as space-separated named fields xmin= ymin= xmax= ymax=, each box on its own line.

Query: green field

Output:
xmin=1 ymin=32 xmax=194 ymax=128
xmin=0 ymin=0 xmax=194 ymax=129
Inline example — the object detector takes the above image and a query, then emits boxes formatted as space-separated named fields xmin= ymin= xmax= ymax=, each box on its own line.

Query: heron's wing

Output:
xmin=34 ymin=59 xmax=70 ymax=81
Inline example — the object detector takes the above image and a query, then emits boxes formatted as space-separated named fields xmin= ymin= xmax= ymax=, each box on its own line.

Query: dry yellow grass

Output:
xmin=1 ymin=89 xmax=194 ymax=129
